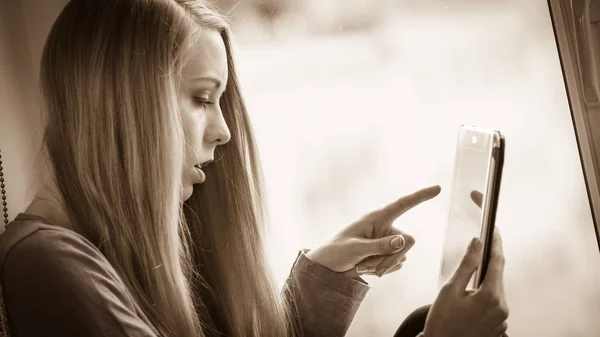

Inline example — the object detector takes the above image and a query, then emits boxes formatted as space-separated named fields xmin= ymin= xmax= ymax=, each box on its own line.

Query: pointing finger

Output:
xmin=374 ymin=185 xmax=441 ymax=224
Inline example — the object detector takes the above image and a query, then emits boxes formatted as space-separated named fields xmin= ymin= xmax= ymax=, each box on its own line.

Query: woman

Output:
xmin=0 ymin=0 xmax=509 ymax=336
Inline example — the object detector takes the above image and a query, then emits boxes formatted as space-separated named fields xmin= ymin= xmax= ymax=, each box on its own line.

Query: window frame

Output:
xmin=548 ymin=0 xmax=600 ymax=251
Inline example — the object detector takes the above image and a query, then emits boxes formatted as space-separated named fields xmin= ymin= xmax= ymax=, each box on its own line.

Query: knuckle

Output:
xmin=439 ymin=283 xmax=454 ymax=296
xmin=465 ymin=254 xmax=478 ymax=265
xmin=497 ymin=304 xmax=509 ymax=320
xmin=464 ymin=245 xmax=479 ymax=259
xmin=493 ymin=254 xmax=506 ymax=267
xmin=489 ymin=295 xmax=502 ymax=307
xmin=376 ymin=208 xmax=391 ymax=219
xmin=479 ymin=291 xmax=501 ymax=307
xmin=348 ymin=238 xmax=363 ymax=255
xmin=395 ymin=198 xmax=408 ymax=209
xmin=461 ymin=255 xmax=478 ymax=269
xmin=358 ymin=213 xmax=374 ymax=223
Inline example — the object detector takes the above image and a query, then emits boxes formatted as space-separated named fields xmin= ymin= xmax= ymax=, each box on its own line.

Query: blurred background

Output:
xmin=217 ymin=0 xmax=600 ymax=336
xmin=1 ymin=0 xmax=600 ymax=336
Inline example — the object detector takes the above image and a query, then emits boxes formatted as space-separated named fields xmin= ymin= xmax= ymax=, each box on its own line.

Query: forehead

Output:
xmin=181 ymin=29 xmax=228 ymax=84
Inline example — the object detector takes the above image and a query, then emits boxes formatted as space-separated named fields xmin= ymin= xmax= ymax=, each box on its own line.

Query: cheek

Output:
xmin=186 ymin=123 xmax=204 ymax=145
xmin=183 ymin=113 xmax=207 ymax=150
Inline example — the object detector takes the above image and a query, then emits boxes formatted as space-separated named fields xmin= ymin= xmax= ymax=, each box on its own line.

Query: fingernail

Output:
xmin=356 ymin=266 xmax=376 ymax=274
xmin=391 ymin=235 xmax=405 ymax=249
xmin=376 ymin=268 xmax=388 ymax=277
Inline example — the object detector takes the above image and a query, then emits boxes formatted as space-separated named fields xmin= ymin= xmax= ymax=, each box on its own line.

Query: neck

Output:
xmin=25 ymin=177 xmax=70 ymax=229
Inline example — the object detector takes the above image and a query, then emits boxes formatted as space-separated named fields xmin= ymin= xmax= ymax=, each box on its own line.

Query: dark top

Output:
xmin=0 ymin=213 xmax=372 ymax=337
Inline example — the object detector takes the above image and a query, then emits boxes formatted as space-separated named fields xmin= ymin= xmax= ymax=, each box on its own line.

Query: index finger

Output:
xmin=375 ymin=185 xmax=441 ymax=222
xmin=481 ymin=227 xmax=505 ymax=291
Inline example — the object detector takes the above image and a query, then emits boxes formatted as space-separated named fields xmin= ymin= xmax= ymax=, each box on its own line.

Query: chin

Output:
xmin=182 ymin=184 xmax=194 ymax=202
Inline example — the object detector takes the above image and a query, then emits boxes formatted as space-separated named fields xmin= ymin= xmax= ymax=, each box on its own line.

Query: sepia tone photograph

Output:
xmin=1 ymin=0 xmax=600 ymax=336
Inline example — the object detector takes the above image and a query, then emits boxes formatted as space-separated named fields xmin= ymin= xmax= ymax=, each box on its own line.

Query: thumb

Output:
xmin=447 ymin=238 xmax=483 ymax=291
xmin=361 ymin=235 xmax=406 ymax=256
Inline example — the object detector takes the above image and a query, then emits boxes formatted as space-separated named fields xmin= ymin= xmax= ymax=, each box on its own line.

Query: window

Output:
xmin=229 ymin=0 xmax=600 ymax=335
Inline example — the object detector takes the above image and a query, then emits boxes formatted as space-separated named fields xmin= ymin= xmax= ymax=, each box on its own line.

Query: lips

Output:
xmin=193 ymin=166 xmax=206 ymax=183
xmin=192 ymin=159 xmax=212 ymax=184
xmin=196 ymin=159 xmax=213 ymax=169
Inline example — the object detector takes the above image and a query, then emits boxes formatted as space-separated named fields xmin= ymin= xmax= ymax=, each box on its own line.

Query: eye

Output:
xmin=192 ymin=95 xmax=215 ymax=108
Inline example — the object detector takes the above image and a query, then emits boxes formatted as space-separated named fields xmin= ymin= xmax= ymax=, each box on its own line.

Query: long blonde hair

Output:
xmin=40 ymin=0 xmax=298 ymax=336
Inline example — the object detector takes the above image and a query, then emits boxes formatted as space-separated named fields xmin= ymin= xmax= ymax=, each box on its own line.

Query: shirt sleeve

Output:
xmin=282 ymin=249 xmax=371 ymax=337
xmin=0 ymin=228 xmax=158 ymax=337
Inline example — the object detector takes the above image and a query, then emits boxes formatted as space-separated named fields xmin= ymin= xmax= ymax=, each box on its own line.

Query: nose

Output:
xmin=205 ymin=108 xmax=231 ymax=146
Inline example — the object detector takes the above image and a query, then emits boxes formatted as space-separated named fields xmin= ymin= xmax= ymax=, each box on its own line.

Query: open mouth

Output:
xmin=196 ymin=159 xmax=213 ymax=169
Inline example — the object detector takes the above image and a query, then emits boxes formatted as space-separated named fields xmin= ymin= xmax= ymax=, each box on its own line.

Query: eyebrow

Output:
xmin=191 ymin=76 xmax=224 ymax=88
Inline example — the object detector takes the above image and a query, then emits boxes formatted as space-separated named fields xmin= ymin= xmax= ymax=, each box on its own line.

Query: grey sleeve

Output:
xmin=1 ymin=229 xmax=158 ymax=337
xmin=283 ymin=250 xmax=371 ymax=337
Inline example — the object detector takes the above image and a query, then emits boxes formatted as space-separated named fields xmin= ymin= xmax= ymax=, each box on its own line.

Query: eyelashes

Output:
xmin=192 ymin=92 xmax=226 ymax=108
xmin=192 ymin=96 xmax=214 ymax=107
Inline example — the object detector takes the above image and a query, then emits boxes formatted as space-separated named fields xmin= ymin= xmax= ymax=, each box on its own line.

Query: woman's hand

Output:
xmin=423 ymin=189 xmax=509 ymax=337
xmin=423 ymin=228 xmax=509 ymax=337
xmin=306 ymin=185 xmax=441 ymax=279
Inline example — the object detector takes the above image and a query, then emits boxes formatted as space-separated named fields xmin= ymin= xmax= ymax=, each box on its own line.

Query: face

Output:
xmin=178 ymin=29 xmax=231 ymax=201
